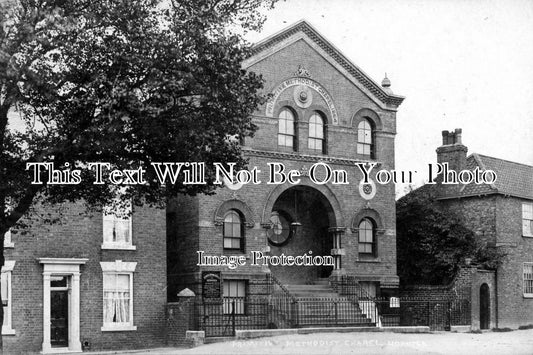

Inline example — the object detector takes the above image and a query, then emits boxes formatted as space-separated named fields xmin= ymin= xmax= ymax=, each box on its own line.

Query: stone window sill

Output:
xmin=4 ymin=242 xmax=14 ymax=249
xmin=357 ymin=258 xmax=382 ymax=263
xmin=2 ymin=327 xmax=15 ymax=335
xmin=101 ymin=244 xmax=136 ymax=251
xmin=101 ymin=324 xmax=137 ymax=332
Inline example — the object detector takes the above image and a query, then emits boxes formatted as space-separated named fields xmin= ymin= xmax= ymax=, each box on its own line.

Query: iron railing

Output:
xmin=375 ymin=297 xmax=471 ymax=330
xmin=267 ymin=273 xmax=297 ymax=328
xmin=191 ymin=275 xmax=472 ymax=337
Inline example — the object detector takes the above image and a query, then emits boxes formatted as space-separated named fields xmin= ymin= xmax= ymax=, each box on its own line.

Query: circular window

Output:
xmin=267 ymin=211 xmax=293 ymax=246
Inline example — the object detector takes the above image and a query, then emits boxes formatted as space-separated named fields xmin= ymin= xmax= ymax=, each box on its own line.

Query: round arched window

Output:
xmin=223 ymin=210 xmax=244 ymax=250
xmin=358 ymin=218 xmax=375 ymax=255
xmin=308 ymin=112 xmax=325 ymax=153
xmin=278 ymin=108 xmax=296 ymax=149
xmin=357 ymin=119 xmax=373 ymax=157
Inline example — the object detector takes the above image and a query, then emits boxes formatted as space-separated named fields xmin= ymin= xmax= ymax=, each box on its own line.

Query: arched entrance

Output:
xmin=265 ymin=185 xmax=336 ymax=284
xmin=480 ymin=283 xmax=490 ymax=330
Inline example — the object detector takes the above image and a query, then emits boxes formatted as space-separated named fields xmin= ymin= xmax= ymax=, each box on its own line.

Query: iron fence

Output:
xmin=191 ymin=275 xmax=471 ymax=337
xmin=375 ymin=297 xmax=471 ymax=330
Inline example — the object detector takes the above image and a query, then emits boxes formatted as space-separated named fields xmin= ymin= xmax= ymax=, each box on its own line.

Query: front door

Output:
xmin=50 ymin=276 xmax=69 ymax=347
xmin=480 ymin=283 xmax=490 ymax=330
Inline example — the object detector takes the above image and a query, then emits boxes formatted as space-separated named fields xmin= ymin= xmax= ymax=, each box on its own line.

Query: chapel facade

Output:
xmin=167 ymin=21 xmax=405 ymax=307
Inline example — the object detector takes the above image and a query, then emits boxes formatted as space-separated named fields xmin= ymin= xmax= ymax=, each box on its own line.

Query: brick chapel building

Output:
xmin=167 ymin=21 xmax=405 ymax=309
xmin=408 ymin=129 xmax=533 ymax=329
xmin=1 ymin=20 xmax=406 ymax=352
xmin=2 ymin=202 xmax=167 ymax=353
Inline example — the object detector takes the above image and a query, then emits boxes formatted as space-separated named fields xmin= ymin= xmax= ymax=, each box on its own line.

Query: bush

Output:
xmin=397 ymin=187 xmax=506 ymax=285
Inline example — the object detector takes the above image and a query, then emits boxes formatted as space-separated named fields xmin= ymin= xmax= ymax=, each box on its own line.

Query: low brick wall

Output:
xmin=400 ymin=266 xmax=496 ymax=329
xmin=400 ymin=267 xmax=475 ymax=299
xmin=167 ymin=297 xmax=195 ymax=346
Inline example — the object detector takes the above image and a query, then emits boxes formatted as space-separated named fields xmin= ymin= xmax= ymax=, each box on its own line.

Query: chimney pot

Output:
xmin=454 ymin=128 xmax=462 ymax=144
xmin=442 ymin=130 xmax=449 ymax=145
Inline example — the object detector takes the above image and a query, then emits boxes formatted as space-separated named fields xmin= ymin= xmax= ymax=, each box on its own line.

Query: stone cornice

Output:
xmin=248 ymin=20 xmax=405 ymax=108
xmin=243 ymin=148 xmax=382 ymax=167
xmin=38 ymin=258 xmax=88 ymax=265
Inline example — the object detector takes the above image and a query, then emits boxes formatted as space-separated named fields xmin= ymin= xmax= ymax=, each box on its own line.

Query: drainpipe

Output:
xmin=495 ymin=268 xmax=498 ymax=329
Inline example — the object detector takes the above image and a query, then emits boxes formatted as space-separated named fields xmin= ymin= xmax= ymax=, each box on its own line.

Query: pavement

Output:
xmin=95 ymin=328 xmax=533 ymax=355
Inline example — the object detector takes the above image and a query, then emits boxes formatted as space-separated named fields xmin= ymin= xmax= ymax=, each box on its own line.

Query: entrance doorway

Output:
xmin=39 ymin=257 xmax=87 ymax=354
xmin=50 ymin=276 xmax=69 ymax=347
xmin=480 ymin=283 xmax=490 ymax=330
xmin=267 ymin=186 xmax=335 ymax=284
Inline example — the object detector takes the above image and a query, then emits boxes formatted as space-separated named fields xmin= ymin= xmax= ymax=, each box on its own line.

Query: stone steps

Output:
xmin=284 ymin=280 xmax=338 ymax=298
xmin=280 ymin=280 xmax=375 ymax=327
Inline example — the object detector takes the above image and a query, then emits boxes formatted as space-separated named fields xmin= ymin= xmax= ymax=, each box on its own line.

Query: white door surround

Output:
xmin=39 ymin=258 xmax=88 ymax=354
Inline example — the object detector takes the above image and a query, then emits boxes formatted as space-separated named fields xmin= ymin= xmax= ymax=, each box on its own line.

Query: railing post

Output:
xmin=375 ymin=299 xmax=379 ymax=327
xmin=292 ymin=300 xmax=298 ymax=328
xmin=232 ymin=300 xmax=236 ymax=336
xmin=335 ymin=300 xmax=338 ymax=326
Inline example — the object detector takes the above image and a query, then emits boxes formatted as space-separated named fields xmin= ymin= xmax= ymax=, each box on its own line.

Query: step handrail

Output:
xmin=331 ymin=276 xmax=381 ymax=326
xmin=267 ymin=273 xmax=297 ymax=302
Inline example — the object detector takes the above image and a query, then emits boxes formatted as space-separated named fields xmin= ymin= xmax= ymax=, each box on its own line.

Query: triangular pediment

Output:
xmin=243 ymin=20 xmax=404 ymax=109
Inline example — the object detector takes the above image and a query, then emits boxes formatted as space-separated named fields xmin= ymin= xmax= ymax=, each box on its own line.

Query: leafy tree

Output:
xmin=0 ymin=0 xmax=276 ymax=347
xmin=396 ymin=186 xmax=504 ymax=285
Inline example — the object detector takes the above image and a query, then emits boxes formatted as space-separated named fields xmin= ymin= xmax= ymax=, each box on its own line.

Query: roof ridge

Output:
xmin=470 ymin=153 xmax=497 ymax=190
xmin=472 ymin=153 xmax=533 ymax=169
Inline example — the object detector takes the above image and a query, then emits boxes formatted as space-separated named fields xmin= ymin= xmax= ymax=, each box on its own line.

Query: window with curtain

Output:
xmin=4 ymin=229 xmax=13 ymax=248
xmin=308 ymin=112 xmax=325 ymax=152
xmin=100 ymin=261 xmax=136 ymax=331
xmin=278 ymin=108 xmax=296 ymax=150
xmin=357 ymin=119 xmax=373 ymax=157
xmin=358 ymin=218 xmax=376 ymax=255
xmin=103 ymin=273 xmax=132 ymax=326
xmin=223 ymin=210 xmax=244 ymax=251
xmin=223 ymin=280 xmax=246 ymax=314
xmin=102 ymin=202 xmax=134 ymax=249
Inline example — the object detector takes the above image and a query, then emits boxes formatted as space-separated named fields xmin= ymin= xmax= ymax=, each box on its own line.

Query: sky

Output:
xmin=245 ymin=0 xmax=533 ymax=197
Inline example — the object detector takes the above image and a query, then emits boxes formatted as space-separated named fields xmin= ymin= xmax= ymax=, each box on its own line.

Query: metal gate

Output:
xmin=198 ymin=301 xmax=236 ymax=337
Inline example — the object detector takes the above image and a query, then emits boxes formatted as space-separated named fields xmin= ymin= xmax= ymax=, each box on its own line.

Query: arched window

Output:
xmin=308 ymin=112 xmax=326 ymax=153
xmin=357 ymin=119 xmax=373 ymax=157
xmin=358 ymin=218 xmax=376 ymax=255
xmin=223 ymin=210 xmax=244 ymax=251
xmin=278 ymin=108 xmax=296 ymax=150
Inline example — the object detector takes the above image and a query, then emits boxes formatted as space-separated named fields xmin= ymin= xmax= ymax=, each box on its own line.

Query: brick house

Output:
xmin=2 ymin=202 xmax=167 ymax=353
xmin=407 ymin=128 xmax=533 ymax=329
xmin=167 ymin=20 xmax=405 ymax=320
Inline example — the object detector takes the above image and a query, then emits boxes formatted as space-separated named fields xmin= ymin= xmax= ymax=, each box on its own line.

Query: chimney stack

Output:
xmin=436 ymin=128 xmax=468 ymax=172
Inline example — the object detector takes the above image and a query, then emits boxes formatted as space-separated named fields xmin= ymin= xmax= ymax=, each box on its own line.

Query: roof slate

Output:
xmin=453 ymin=154 xmax=533 ymax=200
xmin=474 ymin=154 xmax=533 ymax=200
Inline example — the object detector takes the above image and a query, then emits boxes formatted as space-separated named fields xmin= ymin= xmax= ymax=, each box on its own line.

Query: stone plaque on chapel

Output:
xmin=201 ymin=271 xmax=222 ymax=299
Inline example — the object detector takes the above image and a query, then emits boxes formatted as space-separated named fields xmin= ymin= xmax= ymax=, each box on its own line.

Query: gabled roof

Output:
xmin=453 ymin=154 xmax=533 ymax=200
xmin=246 ymin=20 xmax=405 ymax=108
